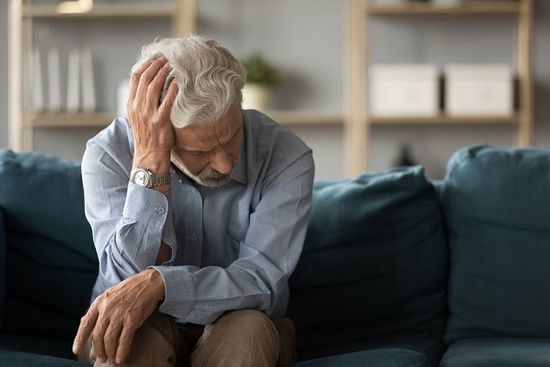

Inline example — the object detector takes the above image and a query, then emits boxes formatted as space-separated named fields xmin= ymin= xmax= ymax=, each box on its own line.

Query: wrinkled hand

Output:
xmin=72 ymin=269 xmax=165 ymax=364
xmin=127 ymin=57 xmax=178 ymax=160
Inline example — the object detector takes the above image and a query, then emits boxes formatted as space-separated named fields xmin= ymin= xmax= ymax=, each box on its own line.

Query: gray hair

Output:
xmin=132 ymin=35 xmax=246 ymax=128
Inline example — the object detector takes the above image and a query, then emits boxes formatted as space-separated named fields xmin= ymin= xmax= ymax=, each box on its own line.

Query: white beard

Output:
xmin=170 ymin=151 xmax=233 ymax=188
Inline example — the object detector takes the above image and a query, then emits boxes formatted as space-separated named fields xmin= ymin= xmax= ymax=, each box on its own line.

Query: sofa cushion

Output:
xmin=288 ymin=166 xmax=448 ymax=352
xmin=0 ymin=333 xmax=74 ymax=359
xmin=441 ymin=338 xmax=550 ymax=367
xmin=297 ymin=336 xmax=444 ymax=367
xmin=0 ymin=349 xmax=86 ymax=367
xmin=0 ymin=208 xmax=5 ymax=326
xmin=295 ymin=348 xmax=433 ymax=367
xmin=441 ymin=145 xmax=550 ymax=343
xmin=0 ymin=150 xmax=98 ymax=340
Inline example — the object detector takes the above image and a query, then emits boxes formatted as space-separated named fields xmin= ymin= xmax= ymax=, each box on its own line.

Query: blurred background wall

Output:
xmin=1 ymin=0 xmax=549 ymax=179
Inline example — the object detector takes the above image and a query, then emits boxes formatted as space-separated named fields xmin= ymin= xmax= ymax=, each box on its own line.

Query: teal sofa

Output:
xmin=2 ymin=145 xmax=550 ymax=366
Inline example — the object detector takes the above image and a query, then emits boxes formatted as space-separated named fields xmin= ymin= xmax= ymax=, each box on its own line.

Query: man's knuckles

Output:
xmin=80 ymin=315 xmax=90 ymax=327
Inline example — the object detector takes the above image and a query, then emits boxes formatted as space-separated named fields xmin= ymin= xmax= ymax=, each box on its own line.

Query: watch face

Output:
xmin=133 ymin=169 xmax=151 ymax=187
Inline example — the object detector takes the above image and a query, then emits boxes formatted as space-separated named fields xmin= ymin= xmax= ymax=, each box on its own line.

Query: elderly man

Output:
xmin=71 ymin=35 xmax=314 ymax=367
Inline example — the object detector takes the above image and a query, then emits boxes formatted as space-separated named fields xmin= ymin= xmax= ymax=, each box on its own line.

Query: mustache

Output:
xmin=196 ymin=159 xmax=238 ymax=188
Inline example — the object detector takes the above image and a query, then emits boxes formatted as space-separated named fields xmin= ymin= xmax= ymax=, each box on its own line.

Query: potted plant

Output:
xmin=240 ymin=52 xmax=279 ymax=111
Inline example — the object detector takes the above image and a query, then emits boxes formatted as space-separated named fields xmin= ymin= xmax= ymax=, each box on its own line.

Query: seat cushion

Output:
xmin=441 ymin=338 xmax=550 ymax=367
xmin=297 ymin=336 xmax=444 ymax=367
xmin=295 ymin=348 xmax=433 ymax=367
xmin=0 ymin=333 xmax=74 ymax=359
xmin=441 ymin=145 xmax=550 ymax=343
xmin=0 ymin=208 xmax=5 ymax=326
xmin=288 ymin=166 xmax=448 ymax=352
xmin=0 ymin=150 xmax=98 ymax=340
xmin=0 ymin=349 xmax=86 ymax=367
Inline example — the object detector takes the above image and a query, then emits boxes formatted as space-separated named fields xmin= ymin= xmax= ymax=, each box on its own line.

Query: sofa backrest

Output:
xmin=441 ymin=145 xmax=550 ymax=343
xmin=0 ymin=149 xmax=98 ymax=341
xmin=288 ymin=166 xmax=449 ymax=353
xmin=0 ymin=208 xmax=5 ymax=326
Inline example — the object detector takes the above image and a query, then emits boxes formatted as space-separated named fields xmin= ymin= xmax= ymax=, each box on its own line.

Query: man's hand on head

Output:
xmin=72 ymin=269 xmax=166 ymax=364
xmin=127 ymin=56 xmax=178 ymax=174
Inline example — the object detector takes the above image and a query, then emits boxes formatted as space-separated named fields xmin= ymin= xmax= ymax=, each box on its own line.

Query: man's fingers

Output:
xmin=91 ymin=318 xmax=109 ymax=363
xmin=128 ymin=59 xmax=154 ymax=102
xmin=115 ymin=326 xmax=137 ymax=365
xmin=104 ymin=321 xmax=123 ymax=362
xmin=134 ymin=58 xmax=168 ymax=105
xmin=146 ymin=63 xmax=172 ymax=108
xmin=159 ymin=80 xmax=179 ymax=118
xmin=72 ymin=306 xmax=99 ymax=355
xmin=90 ymin=343 xmax=97 ymax=362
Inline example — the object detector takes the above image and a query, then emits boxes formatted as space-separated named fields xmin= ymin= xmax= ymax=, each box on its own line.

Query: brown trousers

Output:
xmin=79 ymin=310 xmax=297 ymax=367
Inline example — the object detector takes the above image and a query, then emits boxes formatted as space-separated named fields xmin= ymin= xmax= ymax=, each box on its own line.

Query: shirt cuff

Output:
xmin=121 ymin=182 xmax=177 ymax=268
xmin=150 ymin=265 xmax=198 ymax=319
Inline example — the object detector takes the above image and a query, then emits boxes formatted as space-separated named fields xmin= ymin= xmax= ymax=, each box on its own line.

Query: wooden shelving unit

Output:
xmin=367 ymin=1 xmax=522 ymax=15
xmin=346 ymin=0 xmax=533 ymax=175
xmin=370 ymin=114 xmax=520 ymax=125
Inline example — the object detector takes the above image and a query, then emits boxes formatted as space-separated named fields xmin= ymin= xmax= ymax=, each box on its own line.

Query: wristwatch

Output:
xmin=130 ymin=167 xmax=171 ymax=188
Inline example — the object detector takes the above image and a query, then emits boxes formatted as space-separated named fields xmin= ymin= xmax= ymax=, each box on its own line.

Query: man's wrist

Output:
xmin=133 ymin=150 xmax=171 ymax=173
xmin=133 ymin=151 xmax=171 ymax=192
xmin=147 ymin=268 xmax=166 ymax=303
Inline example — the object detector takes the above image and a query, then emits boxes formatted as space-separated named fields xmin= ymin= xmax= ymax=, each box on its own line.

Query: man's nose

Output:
xmin=210 ymin=148 xmax=233 ymax=175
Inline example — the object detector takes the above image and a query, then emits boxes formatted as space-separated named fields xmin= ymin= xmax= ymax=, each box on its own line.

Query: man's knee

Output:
xmin=193 ymin=309 xmax=281 ymax=367
xmin=225 ymin=309 xmax=273 ymax=326
xmin=218 ymin=309 xmax=279 ymax=342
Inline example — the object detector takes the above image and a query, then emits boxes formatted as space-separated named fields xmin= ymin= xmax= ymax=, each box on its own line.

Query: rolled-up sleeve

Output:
xmin=152 ymin=151 xmax=314 ymax=324
xmin=82 ymin=141 xmax=177 ymax=290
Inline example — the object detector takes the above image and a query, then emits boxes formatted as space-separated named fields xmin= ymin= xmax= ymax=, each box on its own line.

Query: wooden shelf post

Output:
xmin=517 ymin=0 xmax=533 ymax=147
xmin=346 ymin=0 xmax=368 ymax=177
xmin=8 ymin=0 xmax=23 ymax=151
xmin=175 ymin=0 xmax=197 ymax=36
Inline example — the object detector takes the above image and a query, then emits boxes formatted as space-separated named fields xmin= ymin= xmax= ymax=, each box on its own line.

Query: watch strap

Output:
xmin=150 ymin=171 xmax=171 ymax=187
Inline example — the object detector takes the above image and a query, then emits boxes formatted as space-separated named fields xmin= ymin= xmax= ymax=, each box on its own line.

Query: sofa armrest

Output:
xmin=0 ymin=207 xmax=5 ymax=328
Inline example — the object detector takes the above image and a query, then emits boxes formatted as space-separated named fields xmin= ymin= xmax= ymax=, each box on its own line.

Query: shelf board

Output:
xmin=367 ymin=1 xmax=521 ymax=16
xmin=24 ymin=112 xmax=114 ymax=127
xmin=264 ymin=110 xmax=343 ymax=125
xmin=24 ymin=110 xmax=343 ymax=128
xmin=370 ymin=114 xmax=519 ymax=125
xmin=22 ymin=4 xmax=175 ymax=18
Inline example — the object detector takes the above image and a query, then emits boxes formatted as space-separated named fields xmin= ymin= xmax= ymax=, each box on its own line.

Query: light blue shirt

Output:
xmin=81 ymin=110 xmax=314 ymax=325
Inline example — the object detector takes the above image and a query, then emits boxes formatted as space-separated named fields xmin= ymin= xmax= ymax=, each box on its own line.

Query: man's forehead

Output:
xmin=174 ymin=116 xmax=241 ymax=150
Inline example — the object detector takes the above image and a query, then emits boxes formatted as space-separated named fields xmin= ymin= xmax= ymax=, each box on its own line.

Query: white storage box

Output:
xmin=369 ymin=64 xmax=439 ymax=117
xmin=445 ymin=64 xmax=513 ymax=116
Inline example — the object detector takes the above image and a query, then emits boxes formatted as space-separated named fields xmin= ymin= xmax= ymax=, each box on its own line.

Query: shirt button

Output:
xmin=179 ymin=179 xmax=183 ymax=183
xmin=191 ymin=233 xmax=197 ymax=241
xmin=155 ymin=207 xmax=166 ymax=214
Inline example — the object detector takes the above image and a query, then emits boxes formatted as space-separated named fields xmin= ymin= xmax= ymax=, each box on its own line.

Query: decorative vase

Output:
xmin=242 ymin=83 xmax=271 ymax=111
